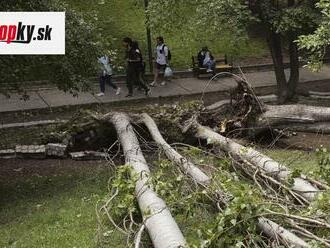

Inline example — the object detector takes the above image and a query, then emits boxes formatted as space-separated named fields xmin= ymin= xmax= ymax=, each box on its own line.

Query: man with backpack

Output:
xmin=150 ymin=36 xmax=171 ymax=87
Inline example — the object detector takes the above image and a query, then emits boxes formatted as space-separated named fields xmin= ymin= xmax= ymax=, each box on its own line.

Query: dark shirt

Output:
xmin=128 ymin=48 xmax=145 ymax=72
xmin=128 ymin=48 xmax=140 ymax=64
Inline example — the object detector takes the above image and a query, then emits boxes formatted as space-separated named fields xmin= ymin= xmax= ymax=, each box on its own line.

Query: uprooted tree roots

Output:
xmin=40 ymin=78 xmax=330 ymax=247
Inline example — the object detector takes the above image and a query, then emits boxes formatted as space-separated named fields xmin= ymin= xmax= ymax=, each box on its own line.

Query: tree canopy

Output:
xmin=0 ymin=0 xmax=103 ymax=97
xmin=298 ymin=0 xmax=330 ymax=71
xmin=147 ymin=0 xmax=319 ymax=49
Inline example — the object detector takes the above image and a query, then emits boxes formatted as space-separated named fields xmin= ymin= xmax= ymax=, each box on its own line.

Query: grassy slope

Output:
xmin=0 ymin=161 xmax=125 ymax=248
xmin=65 ymin=0 xmax=268 ymax=70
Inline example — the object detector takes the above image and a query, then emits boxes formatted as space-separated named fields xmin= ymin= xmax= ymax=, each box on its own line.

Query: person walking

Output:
xmin=150 ymin=36 xmax=171 ymax=87
xmin=123 ymin=37 xmax=150 ymax=97
xmin=131 ymin=41 xmax=149 ymax=92
xmin=96 ymin=55 xmax=120 ymax=97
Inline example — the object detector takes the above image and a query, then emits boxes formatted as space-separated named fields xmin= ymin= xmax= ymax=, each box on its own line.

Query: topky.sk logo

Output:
xmin=0 ymin=12 xmax=65 ymax=55
xmin=0 ymin=22 xmax=53 ymax=44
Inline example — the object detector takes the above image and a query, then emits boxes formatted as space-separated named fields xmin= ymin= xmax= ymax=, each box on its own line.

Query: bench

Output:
xmin=192 ymin=55 xmax=233 ymax=78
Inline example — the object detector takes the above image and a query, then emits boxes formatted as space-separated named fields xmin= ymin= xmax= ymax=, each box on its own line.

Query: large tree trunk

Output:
xmin=287 ymin=34 xmax=300 ymax=100
xmin=268 ymin=30 xmax=288 ymax=103
xmin=257 ymin=104 xmax=330 ymax=127
xmin=192 ymin=122 xmax=319 ymax=201
xmin=109 ymin=112 xmax=187 ymax=248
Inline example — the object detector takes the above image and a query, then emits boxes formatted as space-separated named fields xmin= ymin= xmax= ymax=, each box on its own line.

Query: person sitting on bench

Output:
xmin=197 ymin=46 xmax=215 ymax=73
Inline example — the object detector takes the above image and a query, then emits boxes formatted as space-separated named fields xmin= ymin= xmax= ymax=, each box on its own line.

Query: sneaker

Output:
xmin=160 ymin=81 xmax=166 ymax=86
xmin=115 ymin=87 xmax=121 ymax=95
xmin=96 ymin=92 xmax=105 ymax=97
xmin=150 ymin=81 xmax=156 ymax=87
xmin=206 ymin=69 xmax=213 ymax=73
xmin=125 ymin=94 xmax=133 ymax=97
xmin=145 ymin=88 xmax=151 ymax=96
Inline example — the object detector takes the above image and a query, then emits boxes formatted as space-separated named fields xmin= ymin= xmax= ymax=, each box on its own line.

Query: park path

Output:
xmin=0 ymin=66 xmax=330 ymax=113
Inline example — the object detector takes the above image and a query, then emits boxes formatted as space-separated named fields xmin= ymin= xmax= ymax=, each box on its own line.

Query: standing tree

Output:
xmin=298 ymin=0 xmax=330 ymax=71
xmin=147 ymin=0 xmax=321 ymax=103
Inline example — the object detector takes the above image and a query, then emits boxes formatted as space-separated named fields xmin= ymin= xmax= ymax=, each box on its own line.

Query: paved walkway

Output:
xmin=1 ymin=66 xmax=330 ymax=113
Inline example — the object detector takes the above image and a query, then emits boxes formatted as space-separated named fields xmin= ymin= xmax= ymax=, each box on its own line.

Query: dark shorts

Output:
xmin=155 ymin=62 xmax=166 ymax=71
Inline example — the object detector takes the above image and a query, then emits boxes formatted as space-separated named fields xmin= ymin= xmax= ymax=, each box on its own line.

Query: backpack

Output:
xmin=162 ymin=44 xmax=172 ymax=61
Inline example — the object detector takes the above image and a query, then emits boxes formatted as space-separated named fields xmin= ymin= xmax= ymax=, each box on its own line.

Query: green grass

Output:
xmin=0 ymin=162 xmax=126 ymax=248
xmin=263 ymin=149 xmax=320 ymax=175
xmin=65 ymin=0 xmax=268 ymax=71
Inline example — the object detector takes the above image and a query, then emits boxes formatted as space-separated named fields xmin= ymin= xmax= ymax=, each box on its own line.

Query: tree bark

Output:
xmin=192 ymin=122 xmax=319 ymax=201
xmin=257 ymin=104 xmax=330 ymax=127
xmin=267 ymin=30 xmax=288 ymax=103
xmin=258 ymin=217 xmax=309 ymax=248
xmin=287 ymin=33 xmax=300 ymax=100
xmin=109 ymin=112 xmax=187 ymax=248
xmin=139 ymin=113 xmax=210 ymax=185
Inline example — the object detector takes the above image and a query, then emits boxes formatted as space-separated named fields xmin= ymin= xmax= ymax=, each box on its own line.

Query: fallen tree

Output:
xmin=200 ymin=79 xmax=330 ymax=136
xmin=256 ymin=104 xmax=330 ymax=127
xmin=189 ymin=121 xmax=320 ymax=202
xmin=138 ymin=112 xmax=311 ymax=247
xmin=104 ymin=112 xmax=187 ymax=248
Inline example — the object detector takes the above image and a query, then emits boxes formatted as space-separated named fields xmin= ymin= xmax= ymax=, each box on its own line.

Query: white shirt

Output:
xmin=203 ymin=51 xmax=211 ymax=66
xmin=156 ymin=44 xmax=168 ymax=65
xmin=98 ymin=55 xmax=113 ymax=76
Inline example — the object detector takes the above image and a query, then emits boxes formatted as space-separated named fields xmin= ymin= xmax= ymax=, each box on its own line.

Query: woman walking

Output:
xmin=131 ymin=41 xmax=149 ymax=92
xmin=96 ymin=55 xmax=120 ymax=97
xmin=123 ymin=37 xmax=150 ymax=97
